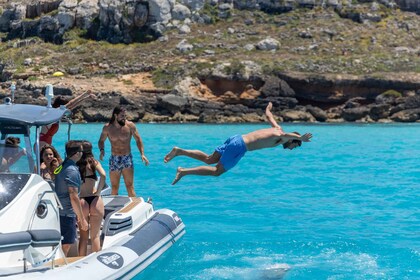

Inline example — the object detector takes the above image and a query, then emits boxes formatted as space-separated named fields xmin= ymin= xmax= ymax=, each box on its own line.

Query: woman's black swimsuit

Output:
xmin=83 ymin=196 xmax=97 ymax=206
xmin=82 ymin=173 xmax=99 ymax=206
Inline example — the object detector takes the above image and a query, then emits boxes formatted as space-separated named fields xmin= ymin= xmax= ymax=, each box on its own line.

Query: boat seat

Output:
xmin=103 ymin=197 xmax=131 ymax=220
xmin=0 ymin=231 xmax=32 ymax=253
xmin=28 ymin=230 xmax=61 ymax=247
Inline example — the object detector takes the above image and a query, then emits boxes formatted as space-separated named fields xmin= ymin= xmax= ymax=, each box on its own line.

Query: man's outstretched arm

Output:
xmin=265 ymin=102 xmax=282 ymax=130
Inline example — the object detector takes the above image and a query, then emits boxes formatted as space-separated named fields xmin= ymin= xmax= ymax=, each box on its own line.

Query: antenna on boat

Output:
xmin=10 ymin=82 xmax=16 ymax=103
xmin=45 ymin=84 xmax=54 ymax=108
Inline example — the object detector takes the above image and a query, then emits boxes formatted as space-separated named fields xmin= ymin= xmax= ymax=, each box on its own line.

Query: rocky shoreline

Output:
xmin=1 ymin=71 xmax=419 ymax=123
xmin=1 ymin=0 xmax=419 ymax=123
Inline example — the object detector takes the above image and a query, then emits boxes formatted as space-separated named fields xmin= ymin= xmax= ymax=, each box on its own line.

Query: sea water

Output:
xmin=51 ymin=123 xmax=420 ymax=280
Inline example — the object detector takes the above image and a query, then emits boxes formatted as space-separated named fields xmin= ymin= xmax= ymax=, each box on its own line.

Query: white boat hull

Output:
xmin=0 ymin=175 xmax=185 ymax=279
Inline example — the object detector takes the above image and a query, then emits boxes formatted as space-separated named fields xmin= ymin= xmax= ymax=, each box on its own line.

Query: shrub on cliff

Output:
xmin=383 ymin=90 xmax=402 ymax=98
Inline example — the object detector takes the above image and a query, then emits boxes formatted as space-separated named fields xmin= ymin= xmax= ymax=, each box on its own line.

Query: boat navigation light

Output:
xmin=45 ymin=84 xmax=54 ymax=108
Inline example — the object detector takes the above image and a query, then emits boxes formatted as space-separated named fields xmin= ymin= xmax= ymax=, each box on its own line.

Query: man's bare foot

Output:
xmin=172 ymin=167 xmax=183 ymax=185
xmin=164 ymin=147 xmax=179 ymax=163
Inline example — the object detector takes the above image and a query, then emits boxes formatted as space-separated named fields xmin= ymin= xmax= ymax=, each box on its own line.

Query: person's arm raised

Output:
xmin=265 ymin=102 xmax=282 ymax=130
xmin=66 ymin=90 xmax=96 ymax=110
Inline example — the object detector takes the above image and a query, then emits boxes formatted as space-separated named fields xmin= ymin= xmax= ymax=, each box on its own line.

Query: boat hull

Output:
xmin=2 ymin=209 xmax=185 ymax=279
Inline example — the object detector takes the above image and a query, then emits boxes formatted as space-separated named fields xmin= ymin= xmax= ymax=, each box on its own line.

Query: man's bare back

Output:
xmin=242 ymin=127 xmax=286 ymax=151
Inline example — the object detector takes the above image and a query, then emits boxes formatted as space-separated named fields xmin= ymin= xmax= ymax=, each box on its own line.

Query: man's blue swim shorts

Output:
xmin=215 ymin=135 xmax=247 ymax=171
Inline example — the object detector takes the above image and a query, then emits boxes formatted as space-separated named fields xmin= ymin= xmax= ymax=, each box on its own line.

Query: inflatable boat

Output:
xmin=0 ymin=92 xmax=185 ymax=278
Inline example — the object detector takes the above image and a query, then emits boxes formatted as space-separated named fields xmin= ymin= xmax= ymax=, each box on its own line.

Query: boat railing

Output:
xmin=24 ymin=189 xmax=64 ymax=270
xmin=0 ymin=229 xmax=62 ymax=273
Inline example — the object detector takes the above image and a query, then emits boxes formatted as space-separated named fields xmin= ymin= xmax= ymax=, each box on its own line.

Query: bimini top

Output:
xmin=0 ymin=104 xmax=70 ymax=127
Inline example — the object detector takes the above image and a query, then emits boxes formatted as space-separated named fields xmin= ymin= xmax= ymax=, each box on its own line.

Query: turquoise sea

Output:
xmin=52 ymin=123 xmax=419 ymax=280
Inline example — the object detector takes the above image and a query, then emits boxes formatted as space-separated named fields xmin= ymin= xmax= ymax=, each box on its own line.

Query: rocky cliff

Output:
xmin=0 ymin=0 xmax=419 ymax=123
xmin=394 ymin=0 xmax=420 ymax=13
xmin=1 ymin=0 xmax=420 ymax=43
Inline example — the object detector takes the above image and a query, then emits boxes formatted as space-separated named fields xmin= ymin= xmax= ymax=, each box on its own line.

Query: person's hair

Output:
xmin=52 ymin=96 xmax=69 ymax=108
xmin=5 ymin=137 xmax=20 ymax=148
xmin=109 ymin=106 xmax=126 ymax=124
xmin=283 ymin=132 xmax=302 ymax=149
xmin=40 ymin=144 xmax=62 ymax=164
xmin=2 ymin=137 xmax=20 ymax=157
xmin=65 ymin=140 xmax=83 ymax=159
xmin=76 ymin=140 xmax=97 ymax=181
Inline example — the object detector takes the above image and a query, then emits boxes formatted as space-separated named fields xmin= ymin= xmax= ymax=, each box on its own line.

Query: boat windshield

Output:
xmin=0 ymin=136 xmax=32 ymax=174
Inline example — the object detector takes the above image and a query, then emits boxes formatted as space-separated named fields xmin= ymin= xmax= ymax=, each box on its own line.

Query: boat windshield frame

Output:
xmin=0 ymin=103 xmax=71 ymax=175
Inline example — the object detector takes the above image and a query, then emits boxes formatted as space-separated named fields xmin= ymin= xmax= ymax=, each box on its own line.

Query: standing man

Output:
xmin=98 ymin=106 xmax=149 ymax=197
xmin=55 ymin=140 xmax=88 ymax=256
xmin=164 ymin=102 xmax=312 ymax=185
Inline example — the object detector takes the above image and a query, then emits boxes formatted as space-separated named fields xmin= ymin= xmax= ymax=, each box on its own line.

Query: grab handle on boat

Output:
xmin=10 ymin=82 xmax=16 ymax=103
xmin=45 ymin=84 xmax=54 ymax=108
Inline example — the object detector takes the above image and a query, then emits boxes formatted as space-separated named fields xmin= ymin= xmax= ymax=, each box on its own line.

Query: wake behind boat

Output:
xmin=0 ymin=93 xmax=185 ymax=278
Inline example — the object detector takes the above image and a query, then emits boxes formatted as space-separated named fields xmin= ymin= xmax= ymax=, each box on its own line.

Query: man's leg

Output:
xmin=110 ymin=170 xmax=122 ymax=195
xmin=172 ymin=162 xmax=225 ymax=185
xmin=60 ymin=216 xmax=77 ymax=257
xmin=122 ymin=167 xmax=136 ymax=197
xmin=165 ymin=148 xmax=220 ymax=164
xmin=62 ymin=244 xmax=71 ymax=256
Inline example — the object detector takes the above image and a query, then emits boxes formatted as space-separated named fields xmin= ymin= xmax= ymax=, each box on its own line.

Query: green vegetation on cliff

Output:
xmin=0 ymin=6 xmax=419 ymax=87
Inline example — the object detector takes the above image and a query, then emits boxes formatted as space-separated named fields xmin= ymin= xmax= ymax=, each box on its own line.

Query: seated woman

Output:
xmin=40 ymin=145 xmax=62 ymax=180
xmin=77 ymin=140 xmax=106 ymax=256
xmin=0 ymin=137 xmax=26 ymax=172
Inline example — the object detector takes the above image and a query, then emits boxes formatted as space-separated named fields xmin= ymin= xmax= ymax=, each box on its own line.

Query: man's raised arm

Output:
xmin=265 ymin=102 xmax=282 ymax=130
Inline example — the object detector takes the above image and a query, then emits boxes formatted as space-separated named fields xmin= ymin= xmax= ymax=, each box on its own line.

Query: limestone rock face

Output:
xmin=342 ymin=106 xmax=370 ymax=121
xmin=147 ymin=0 xmax=173 ymax=24
xmin=369 ymin=104 xmax=391 ymax=121
xmin=281 ymin=109 xmax=316 ymax=122
xmin=97 ymin=0 xmax=149 ymax=43
xmin=256 ymin=37 xmax=280 ymax=51
xmin=178 ymin=0 xmax=205 ymax=11
xmin=260 ymin=76 xmax=295 ymax=98
xmin=390 ymin=108 xmax=420 ymax=122
xmin=158 ymin=94 xmax=189 ymax=114
xmin=25 ymin=0 xmax=61 ymax=19
xmin=75 ymin=0 xmax=100 ymax=29
xmin=0 ymin=0 xmax=419 ymax=44
xmin=394 ymin=0 xmax=420 ymax=13
xmin=306 ymin=105 xmax=327 ymax=122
